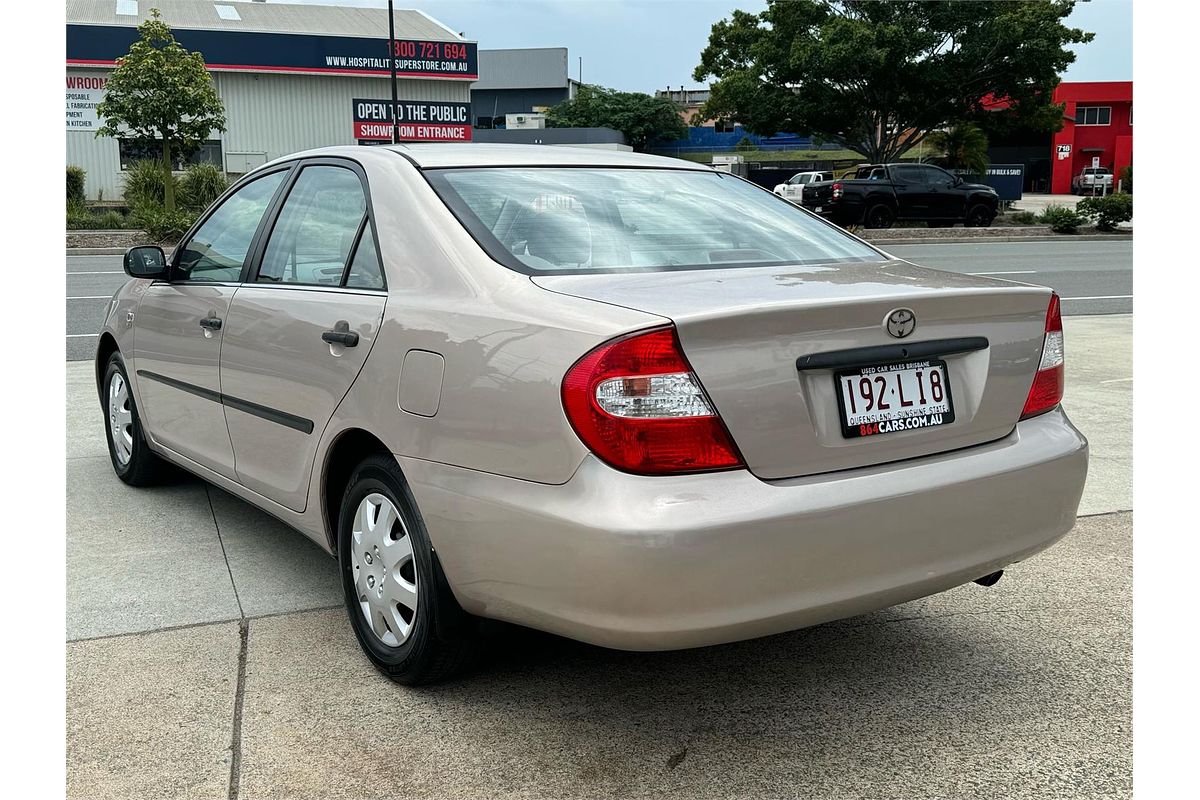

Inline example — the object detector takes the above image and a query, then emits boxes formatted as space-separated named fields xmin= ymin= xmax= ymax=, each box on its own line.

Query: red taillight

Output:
xmin=562 ymin=327 xmax=745 ymax=475
xmin=1021 ymin=293 xmax=1065 ymax=419
xmin=831 ymin=182 xmax=844 ymax=200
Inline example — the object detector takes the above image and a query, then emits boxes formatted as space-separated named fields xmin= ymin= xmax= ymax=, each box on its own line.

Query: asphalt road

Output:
xmin=887 ymin=239 xmax=1132 ymax=316
xmin=65 ymin=239 xmax=1133 ymax=361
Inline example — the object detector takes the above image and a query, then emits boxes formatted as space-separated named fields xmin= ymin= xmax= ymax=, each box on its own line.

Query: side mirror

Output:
xmin=123 ymin=245 xmax=168 ymax=279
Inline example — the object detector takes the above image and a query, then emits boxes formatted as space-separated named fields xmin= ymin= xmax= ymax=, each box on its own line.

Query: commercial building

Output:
xmin=67 ymin=0 xmax=476 ymax=201
xmin=470 ymin=48 xmax=579 ymax=129
xmin=1049 ymin=81 xmax=1132 ymax=194
xmin=985 ymin=80 xmax=1132 ymax=194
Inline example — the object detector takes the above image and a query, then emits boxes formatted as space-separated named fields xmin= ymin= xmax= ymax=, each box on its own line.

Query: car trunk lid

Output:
xmin=534 ymin=260 xmax=1053 ymax=480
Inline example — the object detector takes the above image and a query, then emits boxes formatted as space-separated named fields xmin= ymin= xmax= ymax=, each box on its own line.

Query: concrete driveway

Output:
xmin=66 ymin=315 xmax=1132 ymax=800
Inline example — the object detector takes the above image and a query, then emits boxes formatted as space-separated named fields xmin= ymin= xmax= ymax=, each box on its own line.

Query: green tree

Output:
xmin=546 ymin=85 xmax=687 ymax=151
xmin=96 ymin=8 xmax=226 ymax=211
xmin=929 ymin=123 xmax=990 ymax=177
xmin=693 ymin=1 xmax=1092 ymax=163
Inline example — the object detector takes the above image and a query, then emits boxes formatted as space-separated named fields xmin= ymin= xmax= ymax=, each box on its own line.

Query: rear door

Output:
xmin=889 ymin=165 xmax=931 ymax=219
xmin=219 ymin=159 xmax=387 ymax=512
xmin=132 ymin=168 xmax=290 ymax=476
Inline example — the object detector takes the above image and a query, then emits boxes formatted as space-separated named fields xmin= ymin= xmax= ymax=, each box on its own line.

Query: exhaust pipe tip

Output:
xmin=973 ymin=570 xmax=1003 ymax=587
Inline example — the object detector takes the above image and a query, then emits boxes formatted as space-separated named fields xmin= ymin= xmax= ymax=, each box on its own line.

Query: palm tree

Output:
xmin=929 ymin=123 xmax=990 ymax=178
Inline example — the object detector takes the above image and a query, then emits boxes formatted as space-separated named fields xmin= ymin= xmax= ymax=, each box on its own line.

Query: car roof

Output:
xmin=264 ymin=143 xmax=709 ymax=171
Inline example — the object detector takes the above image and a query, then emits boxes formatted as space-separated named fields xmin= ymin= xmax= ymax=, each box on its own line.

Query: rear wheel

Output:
xmin=338 ymin=454 xmax=481 ymax=684
xmin=863 ymin=203 xmax=896 ymax=229
xmin=102 ymin=352 xmax=165 ymax=486
xmin=965 ymin=204 xmax=995 ymax=228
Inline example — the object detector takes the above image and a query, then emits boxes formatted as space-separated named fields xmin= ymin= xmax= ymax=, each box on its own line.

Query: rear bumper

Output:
xmin=401 ymin=407 xmax=1088 ymax=651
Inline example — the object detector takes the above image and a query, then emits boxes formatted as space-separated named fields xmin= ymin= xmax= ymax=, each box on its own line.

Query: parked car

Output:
xmin=773 ymin=170 xmax=834 ymax=202
xmin=98 ymin=144 xmax=1087 ymax=684
xmin=802 ymin=163 xmax=999 ymax=229
xmin=1071 ymin=167 xmax=1114 ymax=194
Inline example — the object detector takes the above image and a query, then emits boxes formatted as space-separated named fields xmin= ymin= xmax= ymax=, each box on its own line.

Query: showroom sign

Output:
xmin=65 ymin=74 xmax=107 ymax=131
xmin=353 ymin=99 xmax=472 ymax=142
xmin=67 ymin=25 xmax=478 ymax=79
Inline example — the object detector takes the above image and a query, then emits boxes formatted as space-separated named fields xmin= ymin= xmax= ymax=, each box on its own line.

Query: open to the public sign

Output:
xmin=352 ymin=98 xmax=472 ymax=142
xmin=835 ymin=359 xmax=955 ymax=439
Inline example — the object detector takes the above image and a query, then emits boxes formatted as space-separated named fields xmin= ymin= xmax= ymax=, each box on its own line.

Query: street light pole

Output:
xmin=388 ymin=0 xmax=399 ymax=144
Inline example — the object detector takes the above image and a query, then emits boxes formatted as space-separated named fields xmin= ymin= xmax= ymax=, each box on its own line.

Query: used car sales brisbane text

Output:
xmin=99 ymin=144 xmax=1087 ymax=684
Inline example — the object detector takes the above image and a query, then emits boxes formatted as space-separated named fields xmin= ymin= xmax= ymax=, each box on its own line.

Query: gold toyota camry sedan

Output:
xmin=97 ymin=144 xmax=1087 ymax=684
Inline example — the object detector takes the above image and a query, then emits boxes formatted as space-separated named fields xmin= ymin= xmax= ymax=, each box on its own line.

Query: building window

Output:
xmin=118 ymin=139 xmax=224 ymax=170
xmin=714 ymin=119 xmax=736 ymax=133
xmin=1075 ymin=106 xmax=1111 ymax=126
xmin=474 ymin=116 xmax=496 ymax=130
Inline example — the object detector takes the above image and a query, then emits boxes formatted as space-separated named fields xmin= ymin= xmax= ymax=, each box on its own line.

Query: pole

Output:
xmin=578 ymin=56 xmax=582 ymax=86
xmin=388 ymin=0 xmax=399 ymax=144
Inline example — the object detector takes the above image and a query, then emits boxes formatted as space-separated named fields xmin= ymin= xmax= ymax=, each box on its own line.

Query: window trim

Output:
xmin=1075 ymin=105 xmax=1112 ymax=126
xmin=169 ymin=164 xmax=296 ymax=285
xmin=244 ymin=156 xmax=387 ymax=292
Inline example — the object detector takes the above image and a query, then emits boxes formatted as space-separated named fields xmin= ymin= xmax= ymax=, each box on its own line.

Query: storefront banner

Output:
xmin=67 ymin=24 xmax=478 ymax=79
xmin=353 ymin=99 xmax=472 ymax=141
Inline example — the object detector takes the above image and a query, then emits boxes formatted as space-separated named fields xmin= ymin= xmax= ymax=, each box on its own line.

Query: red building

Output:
xmin=1050 ymin=81 xmax=1132 ymax=194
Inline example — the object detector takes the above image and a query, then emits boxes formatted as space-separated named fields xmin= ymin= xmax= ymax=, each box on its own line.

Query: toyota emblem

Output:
xmin=885 ymin=308 xmax=916 ymax=339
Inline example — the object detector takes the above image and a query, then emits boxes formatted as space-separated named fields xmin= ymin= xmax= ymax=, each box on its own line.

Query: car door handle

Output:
xmin=322 ymin=330 xmax=359 ymax=347
xmin=199 ymin=316 xmax=222 ymax=331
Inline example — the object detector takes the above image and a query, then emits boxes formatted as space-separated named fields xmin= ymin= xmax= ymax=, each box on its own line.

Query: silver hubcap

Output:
xmin=351 ymin=493 xmax=418 ymax=647
xmin=108 ymin=373 xmax=133 ymax=466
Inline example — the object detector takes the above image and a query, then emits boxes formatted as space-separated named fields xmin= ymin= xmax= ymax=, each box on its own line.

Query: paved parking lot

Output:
xmin=66 ymin=315 xmax=1131 ymax=799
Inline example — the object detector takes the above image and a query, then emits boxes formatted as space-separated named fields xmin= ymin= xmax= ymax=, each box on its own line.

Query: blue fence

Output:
xmin=650 ymin=126 xmax=845 ymax=153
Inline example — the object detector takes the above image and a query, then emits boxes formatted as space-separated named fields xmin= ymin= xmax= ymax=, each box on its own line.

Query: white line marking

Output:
xmin=1100 ymin=377 xmax=1133 ymax=384
xmin=67 ymin=270 xmax=125 ymax=274
xmin=66 ymin=333 xmax=99 ymax=338
xmin=67 ymin=296 xmax=112 ymax=300
xmin=968 ymin=270 xmax=1037 ymax=275
xmin=1061 ymin=295 xmax=1133 ymax=301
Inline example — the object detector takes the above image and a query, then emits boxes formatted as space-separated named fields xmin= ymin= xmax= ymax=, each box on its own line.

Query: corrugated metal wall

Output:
xmin=67 ymin=68 xmax=470 ymax=202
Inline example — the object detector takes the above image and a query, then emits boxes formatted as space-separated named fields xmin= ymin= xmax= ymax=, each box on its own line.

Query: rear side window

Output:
xmin=427 ymin=167 xmax=882 ymax=275
xmin=176 ymin=171 xmax=286 ymax=282
xmin=259 ymin=165 xmax=367 ymax=286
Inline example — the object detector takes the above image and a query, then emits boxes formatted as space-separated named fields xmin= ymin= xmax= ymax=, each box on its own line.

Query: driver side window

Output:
xmin=175 ymin=170 xmax=287 ymax=282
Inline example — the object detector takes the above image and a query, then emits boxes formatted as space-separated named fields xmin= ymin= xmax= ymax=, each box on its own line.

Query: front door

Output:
xmin=132 ymin=168 xmax=290 ymax=476
xmin=219 ymin=161 xmax=388 ymax=512
xmin=920 ymin=165 xmax=968 ymax=219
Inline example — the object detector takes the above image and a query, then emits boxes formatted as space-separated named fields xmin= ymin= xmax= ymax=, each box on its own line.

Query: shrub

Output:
xmin=1077 ymin=193 xmax=1133 ymax=231
xmin=1119 ymin=165 xmax=1132 ymax=194
xmin=1009 ymin=210 xmax=1037 ymax=225
xmin=122 ymin=159 xmax=178 ymax=208
xmin=67 ymin=204 xmax=134 ymax=230
xmin=132 ymin=205 xmax=196 ymax=242
xmin=1039 ymin=205 xmax=1085 ymax=234
xmin=67 ymin=166 xmax=86 ymax=204
xmin=179 ymin=163 xmax=229 ymax=212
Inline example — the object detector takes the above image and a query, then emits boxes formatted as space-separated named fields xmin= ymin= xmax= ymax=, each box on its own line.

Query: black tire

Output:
xmin=102 ymin=352 xmax=166 ymax=486
xmin=338 ymin=454 xmax=481 ymax=685
xmin=965 ymin=204 xmax=995 ymax=228
xmin=863 ymin=203 xmax=896 ymax=229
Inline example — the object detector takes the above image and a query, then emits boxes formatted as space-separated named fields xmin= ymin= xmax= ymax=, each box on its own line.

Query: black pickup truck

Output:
xmin=800 ymin=163 xmax=999 ymax=229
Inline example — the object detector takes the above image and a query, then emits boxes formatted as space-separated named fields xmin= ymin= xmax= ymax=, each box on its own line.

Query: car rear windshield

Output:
xmin=425 ymin=167 xmax=883 ymax=274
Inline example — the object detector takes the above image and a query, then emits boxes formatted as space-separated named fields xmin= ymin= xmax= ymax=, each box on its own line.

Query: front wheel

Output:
xmin=863 ymin=203 xmax=896 ymax=229
xmin=102 ymin=353 xmax=166 ymax=486
xmin=965 ymin=204 xmax=995 ymax=228
xmin=338 ymin=454 xmax=481 ymax=684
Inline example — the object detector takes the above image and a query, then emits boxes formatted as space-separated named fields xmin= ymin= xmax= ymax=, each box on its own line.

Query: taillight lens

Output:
xmin=831 ymin=182 xmax=844 ymax=200
xmin=1021 ymin=293 xmax=1065 ymax=418
xmin=562 ymin=327 xmax=745 ymax=475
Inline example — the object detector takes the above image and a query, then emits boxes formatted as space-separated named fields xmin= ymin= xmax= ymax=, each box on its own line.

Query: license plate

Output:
xmin=814 ymin=205 xmax=824 ymax=212
xmin=835 ymin=359 xmax=955 ymax=438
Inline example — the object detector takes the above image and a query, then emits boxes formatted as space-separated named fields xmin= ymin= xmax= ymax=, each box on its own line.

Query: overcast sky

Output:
xmin=241 ymin=0 xmax=1132 ymax=93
